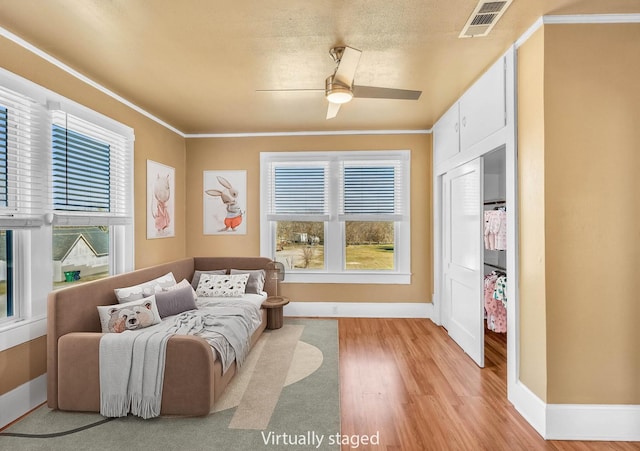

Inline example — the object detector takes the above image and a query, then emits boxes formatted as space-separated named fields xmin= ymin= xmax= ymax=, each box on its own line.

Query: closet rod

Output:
xmin=484 ymin=200 xmax=506 ymax=206
xmin=484 ymin=262 xmax=506 ymax=271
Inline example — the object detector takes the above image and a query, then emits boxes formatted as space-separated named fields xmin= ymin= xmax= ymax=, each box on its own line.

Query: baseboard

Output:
xmin=284 ymin=301 xmax=433 ymax=319
xmin=508 ymin=379 xmax=640 ymax=441
xmin=546 ymin=404 xmax=640 ymax=441
xmin=509 ymin=380 xmax=547 ymax=438
xmin=0 ymin=373 xmax=47 ymax=429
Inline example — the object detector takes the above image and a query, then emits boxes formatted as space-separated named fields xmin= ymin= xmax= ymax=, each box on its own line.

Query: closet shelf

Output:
xmin=484 ymin=262 xmax=506 ymax=271
xmin=484 ymin=200 xmax=506 ymax=206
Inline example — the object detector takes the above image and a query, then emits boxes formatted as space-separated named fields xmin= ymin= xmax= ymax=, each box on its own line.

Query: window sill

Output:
xmin=0 ymin=315 xmax=47 ymax=352
xmin=283 ymin=271 xmax=412 ymax=285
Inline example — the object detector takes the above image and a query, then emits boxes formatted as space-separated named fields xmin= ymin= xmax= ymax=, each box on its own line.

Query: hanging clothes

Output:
xmin=484 ymin=208 xmax=507 ymax=251
xmin=484 ymin=272 xmax=499 ymax=331
xmin=484 ymin=271 xmax=507 ymax=333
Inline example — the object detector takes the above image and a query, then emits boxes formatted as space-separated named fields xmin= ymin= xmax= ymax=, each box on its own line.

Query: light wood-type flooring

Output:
xmin=339 ymin=318 xmax=638 ymax=451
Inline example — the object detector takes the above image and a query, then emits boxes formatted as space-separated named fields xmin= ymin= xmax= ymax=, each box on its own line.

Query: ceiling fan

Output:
xmin=259 ymin=46 xmax=422 ymax=119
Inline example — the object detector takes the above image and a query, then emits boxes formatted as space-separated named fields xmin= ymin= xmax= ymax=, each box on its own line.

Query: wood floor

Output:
xmin=338 ymin=318 xmax=638 ymax=451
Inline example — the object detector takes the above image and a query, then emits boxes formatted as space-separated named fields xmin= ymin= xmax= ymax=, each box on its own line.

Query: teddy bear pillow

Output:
xmin=97 ymin=296 xmax=162 ymax=333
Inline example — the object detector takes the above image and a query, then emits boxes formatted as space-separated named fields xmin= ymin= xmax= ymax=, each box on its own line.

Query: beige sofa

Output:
xmin=47 ymin=256 xmax=275 ymax=416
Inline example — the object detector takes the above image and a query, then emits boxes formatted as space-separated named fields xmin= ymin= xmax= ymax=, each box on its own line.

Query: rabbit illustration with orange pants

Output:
xmin=205 ymin=176 xmax=244 ymax=232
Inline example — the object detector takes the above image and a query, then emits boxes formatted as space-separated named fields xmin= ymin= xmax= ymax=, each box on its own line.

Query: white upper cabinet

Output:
xmin=433 ymin=102 xmax=460 ymax=165
xmin=433 ymin=56 xmax=506 ymax=169
xmin=459 ymin=58 xmax=506 ymax=151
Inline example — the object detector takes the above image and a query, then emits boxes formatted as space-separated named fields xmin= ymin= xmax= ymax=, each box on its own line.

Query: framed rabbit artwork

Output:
xmin=147 ymin=160 xmax=175 ymax=239
xmin=203 ymin=170 xmax=247 ymax=235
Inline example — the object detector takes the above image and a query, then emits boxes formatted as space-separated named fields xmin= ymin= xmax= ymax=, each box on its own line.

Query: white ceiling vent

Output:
xmin=459 ymin=0 xmax=513 ymax=38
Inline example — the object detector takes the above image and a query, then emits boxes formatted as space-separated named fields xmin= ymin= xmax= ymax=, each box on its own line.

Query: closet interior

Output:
xmin=483 ymin=148 xmax=507 ymax=354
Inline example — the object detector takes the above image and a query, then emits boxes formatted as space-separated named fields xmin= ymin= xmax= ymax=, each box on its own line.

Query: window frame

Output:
xmin=0 ymin=66 xmax=134 ymax=339
xmin=260 ymin=150 xmax=411 ymax=284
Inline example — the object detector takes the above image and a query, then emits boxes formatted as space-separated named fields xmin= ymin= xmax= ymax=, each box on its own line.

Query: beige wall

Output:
xmin=0 ymin=337 xmax=46 ymax=395
xmin=516 ymin=27 xmax=548 ymax=401
xmin=543 ymin=24 xmax=640 ymax=404
xmin=186 ymin=134 xmax=432 ymax=303
xmin=518 ymin=23 xmax=640 ymax=405
xmin=0 ymin=36 xmax=186 ymax=395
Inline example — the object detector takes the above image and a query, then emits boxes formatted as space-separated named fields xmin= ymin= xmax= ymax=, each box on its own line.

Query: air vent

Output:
xmin=459 ymin=0 xmax=513 ymax=38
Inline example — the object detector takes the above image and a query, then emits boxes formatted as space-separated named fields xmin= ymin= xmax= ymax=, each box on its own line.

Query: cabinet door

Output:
xmin=459 ymin=57 xmax=506 ymax=151
xmin=433 ymin=102 xmax=460 ymax=166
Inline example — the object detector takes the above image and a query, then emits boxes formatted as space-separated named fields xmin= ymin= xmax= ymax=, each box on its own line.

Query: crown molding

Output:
xmin=516 ymin=13 xmax=640 ymax=48
xmin=543 ymin=13 xmax=640 ymax=24
xmin=184 ymin=129 xmax=431 ymax=139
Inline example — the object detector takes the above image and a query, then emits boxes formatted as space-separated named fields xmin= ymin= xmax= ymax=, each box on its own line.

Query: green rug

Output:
xmin=0 ymin=319 xmax=340 ymax=451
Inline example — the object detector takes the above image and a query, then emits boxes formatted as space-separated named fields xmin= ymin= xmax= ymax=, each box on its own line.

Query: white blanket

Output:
xmin=99 ymin=299 xmax=261 ymax=419
xmin=99 ymin=322 xmax=174 ymax=419
xmin=170 ymin=299 xmax=262 ymax=373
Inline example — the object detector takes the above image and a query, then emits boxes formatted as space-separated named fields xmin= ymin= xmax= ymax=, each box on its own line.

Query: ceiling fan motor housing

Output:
xmin=325 ymin=75 xmax=353 ymax=104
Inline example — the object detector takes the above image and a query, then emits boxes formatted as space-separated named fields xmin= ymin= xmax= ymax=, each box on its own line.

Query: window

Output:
xmin=49 ymin=110 xmax=133 ymax=289
xmin=261 ymin=150 xmax=410 ymax=284
xmin=0 ymin=68 xmax=134 ymax=332
xmin=0 ymin=231 xmax=13 ymax=320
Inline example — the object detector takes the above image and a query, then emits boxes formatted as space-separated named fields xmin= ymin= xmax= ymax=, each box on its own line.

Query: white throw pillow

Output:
xmin=196 ymin=273 xmax=250 ymax=297
xmin=113 ymin=272 xmax=177 ymax=303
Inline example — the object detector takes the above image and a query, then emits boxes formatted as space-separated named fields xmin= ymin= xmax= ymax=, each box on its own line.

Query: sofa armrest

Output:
xmin=57 ymin=332 xmax=216 ymax=415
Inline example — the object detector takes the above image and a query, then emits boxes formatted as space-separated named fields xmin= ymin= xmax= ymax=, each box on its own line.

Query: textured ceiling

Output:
xmin=0 ymin=0 xmax=638 ymax=134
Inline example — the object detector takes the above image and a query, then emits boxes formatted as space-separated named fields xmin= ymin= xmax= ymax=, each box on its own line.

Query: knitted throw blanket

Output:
xmin=99 ymin=323 xmax=173 ymax=419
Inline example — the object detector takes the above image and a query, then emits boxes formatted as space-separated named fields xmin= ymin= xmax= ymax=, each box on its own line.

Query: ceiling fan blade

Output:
xmin=256 ymin=88 xmax=324 ymax=93
xmin=333 ymin=46 xmax=362 ymax=88
xmin=326 ymin=102 xmax=341 ymax=120
xmin=352 ymin=85 xmax=422 ymax=100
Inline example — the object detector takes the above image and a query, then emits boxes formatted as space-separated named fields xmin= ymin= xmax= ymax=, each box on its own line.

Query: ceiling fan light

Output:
xmin=325 ymin=76 xmax=353 ymax=104
xmin=327 ymin=89 xmax=353 ymax=104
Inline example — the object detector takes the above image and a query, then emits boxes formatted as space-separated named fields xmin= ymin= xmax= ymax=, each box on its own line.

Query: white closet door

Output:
xmin=443 ymin=158 xmax=484 ymax=367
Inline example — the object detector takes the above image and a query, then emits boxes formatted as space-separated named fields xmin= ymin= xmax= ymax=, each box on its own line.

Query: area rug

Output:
xmin=0 ymin=319 xmax=340 ymax=451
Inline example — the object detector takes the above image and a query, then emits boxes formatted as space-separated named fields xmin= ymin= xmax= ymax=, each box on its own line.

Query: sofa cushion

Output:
xmin=196 ymin=273 xmax=249 ymax=297
xmin=97 ymin=296 xmax=162 ymax=333
xmin=114 ymin=272 xmax=177 ymax=303
xmin=230 ymin=269 xmax=266 ymax=294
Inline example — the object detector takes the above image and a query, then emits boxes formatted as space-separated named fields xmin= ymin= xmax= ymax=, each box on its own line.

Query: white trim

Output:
xmin=185 ymin=129 xmax=431 ymax=138
xmin=0 ymin=25 xmax=183 ymax=137
xmin=0 ymin=316 xmax=46 ymax=352
xmin=502 ymin=378 xmax=640 ymax=442
xmin=0 ymin=373 xmax=46 ymax=429
xmin=516 ymin=14 xmax=640 ymax=49
xmin=509 ymin=380 xmax=547 ymax=438
xmin=543 ymin=13 xmax=640 ymax=25
xmin=284 ymin=301 xmax=433 ymax=319
xmin=546 ymin=404 xmax=640 ymax=441
xmin=515 ymin=17 xmax=543 ymax=48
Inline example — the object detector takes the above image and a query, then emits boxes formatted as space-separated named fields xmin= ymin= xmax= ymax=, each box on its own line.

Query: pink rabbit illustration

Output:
xmin=205 ymin=176 xmax=243 ymax=232
xmin=152 ymin=173 xmax=171 ymax=232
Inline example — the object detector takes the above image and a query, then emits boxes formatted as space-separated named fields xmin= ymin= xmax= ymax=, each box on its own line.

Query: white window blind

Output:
xmin=267 ymin=162 xmax=329 ymax=221
xmin=0 ymin=85 xmax=46 ymax=228
xmin=340 ymin=160 xmax=404 ymax=221
xmin=50 ymin=110 xmax=132 ymax=225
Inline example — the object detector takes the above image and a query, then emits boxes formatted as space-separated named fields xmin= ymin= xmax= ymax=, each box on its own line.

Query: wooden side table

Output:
xmin=262 ymin=296 xmax=290 ymax=330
